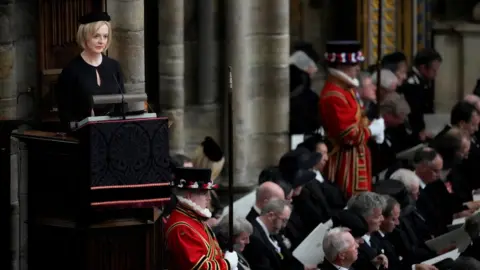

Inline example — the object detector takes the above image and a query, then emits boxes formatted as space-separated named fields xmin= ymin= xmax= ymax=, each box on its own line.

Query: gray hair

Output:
xmin=323 ymin=227 xmax=352 ymax=262
xmin=347 ymin=192 xmax=386 ymax=219
xmin=390 ymin=168 xmax=421 ymax=193
xmin=260 ymin=198 xmax=291 ymax=216
xmin=379 ymin=92 xmax=411 ymax=117
xmin=371 ymin=69 xmax=398 ymax=92
xmin=217 ymin=216 xmax=253 ymax=238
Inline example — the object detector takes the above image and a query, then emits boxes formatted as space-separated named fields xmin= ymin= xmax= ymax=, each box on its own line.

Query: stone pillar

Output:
xmin=107 ymin=0 xmax=145 ymax=95
xmin=226 ymin=0 xmax=289 ymax=187
xmin=225 ymin=0 xmax=252 ymax=188
xmin=249 ymin=0 xmax=290 ymax=179
xmin=0 ymin=0 xmax=16 ymax=119
xmin=197 ymin=0 xmax=217 ymax=104
xmin=158 ymin=0 xmax=185 ymax=154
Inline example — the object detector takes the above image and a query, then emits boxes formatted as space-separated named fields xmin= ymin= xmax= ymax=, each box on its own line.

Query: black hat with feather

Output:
xmin=192 ymin=136 xmax=225 ymax=182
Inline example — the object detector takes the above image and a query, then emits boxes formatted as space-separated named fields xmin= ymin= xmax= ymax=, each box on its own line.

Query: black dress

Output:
xmin=56 ymin=54 xmax=125 ymax=128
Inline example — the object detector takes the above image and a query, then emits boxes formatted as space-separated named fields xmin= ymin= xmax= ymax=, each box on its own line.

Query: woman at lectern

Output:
xmin=56 ymin=11 xmax=124 ymax=130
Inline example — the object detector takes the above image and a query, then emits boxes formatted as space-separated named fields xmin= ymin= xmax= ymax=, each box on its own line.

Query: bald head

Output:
xmin=464 ymin=94 xmax=480 ymax=111
xmin=255 ymin=181 xmax=285 ymax=209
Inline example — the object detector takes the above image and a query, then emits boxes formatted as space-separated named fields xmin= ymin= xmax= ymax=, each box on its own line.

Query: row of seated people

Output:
xmin=209 ymin=124 xmax=480 ymax=269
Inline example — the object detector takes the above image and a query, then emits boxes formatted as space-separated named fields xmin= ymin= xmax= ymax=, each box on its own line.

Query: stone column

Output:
xmin=226 ymin=0 xmax=289 ymax=188
xmin=0 ymin=0 xmax=16 ymax=119
xmin=225 ymin=0 xmax=252 ymax=188
xmin=249 ymin=0 xmax=290 ymax=179
xmin=158 ymin=0 xmax=185 ymax=154
xmin=197 ymin=0 xmax=216 ymax=104
xmin=107 ymin=0 xmax=145 ymax=95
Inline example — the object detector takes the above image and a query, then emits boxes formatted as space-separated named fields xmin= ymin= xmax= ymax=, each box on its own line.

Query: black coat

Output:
xmin=417 ymin=181 xmax=468 ymax=236
xmin=285 ymin=180 xmax=346 ymax=249
xmin=387 ymin=206 xmax=436 ymax=264
xmin=352 ymin=237 xmax=383 ymax=270
xmin=242 ymin=218 xmax=303 ymax=270
xmin=397 ymin=69 xmax=434 ymax=137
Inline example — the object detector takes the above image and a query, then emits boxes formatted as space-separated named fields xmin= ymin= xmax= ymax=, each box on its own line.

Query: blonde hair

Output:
xmin=192 ymin=146 xmax=225 ymax=182
xmin=76 ymin=21 xmax=112 ymax=51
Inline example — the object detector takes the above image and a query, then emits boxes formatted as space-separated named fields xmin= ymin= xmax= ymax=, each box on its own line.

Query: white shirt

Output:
xmin=315 ymin=170 xmax=324 ymax=183
xmin=362 ymin=234 xmax=371 ymax=247
xmin=256 ymin=217 xmax=281 ymax=253
xmin=419 ymin=179 xmax=426 ymax=190
xmin=331 ymin=262 xmax=350 ymax=270
xmin=253 ymin=205 xmax=261 ymax=215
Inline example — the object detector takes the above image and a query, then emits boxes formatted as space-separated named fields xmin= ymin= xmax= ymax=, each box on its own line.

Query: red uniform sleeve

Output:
xmin=320 ymin=93 xmax=371 ymax=146
xmin=167 ymin=224 xmax=231 ymax=270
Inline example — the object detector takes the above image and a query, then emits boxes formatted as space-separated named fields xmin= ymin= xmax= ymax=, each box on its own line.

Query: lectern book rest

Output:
xmin=12 ymin=114 xmax=171 ymax=224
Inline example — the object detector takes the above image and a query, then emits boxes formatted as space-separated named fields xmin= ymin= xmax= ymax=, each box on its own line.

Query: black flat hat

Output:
xmin=278 ymin=149 xmax=317 ymax=188
xmin=79 ymin=12 xmax=111 ymax=24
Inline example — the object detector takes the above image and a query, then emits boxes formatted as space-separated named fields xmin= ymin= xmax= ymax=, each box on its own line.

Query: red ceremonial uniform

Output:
xmin=165 ymin=205 xmax=231 ymax=270
xmin=319 ymin=77 xmax=372 ymax=198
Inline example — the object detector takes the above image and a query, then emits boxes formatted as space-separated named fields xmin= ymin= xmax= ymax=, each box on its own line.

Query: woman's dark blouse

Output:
xmin=56 ymin=54 xmax=125 ymax=126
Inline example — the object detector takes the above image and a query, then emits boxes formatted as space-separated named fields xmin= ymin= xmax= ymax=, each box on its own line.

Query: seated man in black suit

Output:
xmin=321 ymin=227 xmax=360 ymax=270
xmin=423 ymin=131 xmax=477 ymax=235
xmin=462 ymin=94 xmax=480 ymax=190
xmin=371 ymin=192 xmax=437 ymax=270
xmin=246 ymin=181 xmax=286 ymax=224
xmin=258 ymin=166 xmax=294 ymax=202
xmin=242 ymin=199 xmax=315 ymax=270
xmin=389 ymin=168 xmax=440 ymax=261
xmin=347 ymin=192 xmax=389 ymax=270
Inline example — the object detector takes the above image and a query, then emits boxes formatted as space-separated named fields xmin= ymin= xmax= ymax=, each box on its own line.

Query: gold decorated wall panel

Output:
xmin=357 ymin=0 xmax=431 ymax=66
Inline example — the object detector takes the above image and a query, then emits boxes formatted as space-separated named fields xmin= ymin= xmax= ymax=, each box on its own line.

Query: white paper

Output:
xmin=420 ymin=248 xmax=460 ymax=265
xmin=219 ymin=190 xmax=256 ymax=221
xmin=290 ymin=134 xmax=305 ymax=150
xmin=425 ymin=226 xmax=470 ymax=253
xmin=451 ymin=209 xmax=480 ymax=226
xmin=473 ymin=194 xmax=480 ymax=202
xmin=293 ymin=223 xmax=329 ymax=266
xmin=424 ymin=113 xmax=450 ymax=137
xmin=395 ymin=144 xmax=426 ymax=160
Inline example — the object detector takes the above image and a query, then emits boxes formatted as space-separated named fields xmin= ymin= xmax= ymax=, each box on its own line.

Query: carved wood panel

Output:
xmin=38 ymin=0 xmax=105 ymax=121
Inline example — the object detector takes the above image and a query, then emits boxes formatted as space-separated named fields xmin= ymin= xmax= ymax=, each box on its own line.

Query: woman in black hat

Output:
xmin=56 ymin=12 xmax=125 ymax=130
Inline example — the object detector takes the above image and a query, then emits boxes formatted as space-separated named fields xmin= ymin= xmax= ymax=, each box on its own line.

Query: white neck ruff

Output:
xmin=177 ymin=195 xmax=212 ymax=218
xmin=328 ymin=68 xmax=360 ymax=87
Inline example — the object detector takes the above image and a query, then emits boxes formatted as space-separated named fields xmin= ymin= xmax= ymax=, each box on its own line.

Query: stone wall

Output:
xmin=179 ymin=0 xmax=326 ymax=188
xmin=0 ymin=0 xmax=37 ymax=120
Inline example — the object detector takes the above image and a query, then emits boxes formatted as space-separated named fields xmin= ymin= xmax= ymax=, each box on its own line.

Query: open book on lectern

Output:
xmin=70 ymin=93 xmax=154 ymax=130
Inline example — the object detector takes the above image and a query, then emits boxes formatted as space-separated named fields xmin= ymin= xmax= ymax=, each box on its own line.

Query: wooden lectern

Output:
xmin=11 ymin=115 xmax=171 ymax=270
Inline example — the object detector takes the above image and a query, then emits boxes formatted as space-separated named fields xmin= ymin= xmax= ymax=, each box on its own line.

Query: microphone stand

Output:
xmin=227 ymin=66 xmax=234 ymax=252
xmin=374 ymin=0 xmax=383 ymax=182
xmin=112 ymin=73 xmax=126 ymax=120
